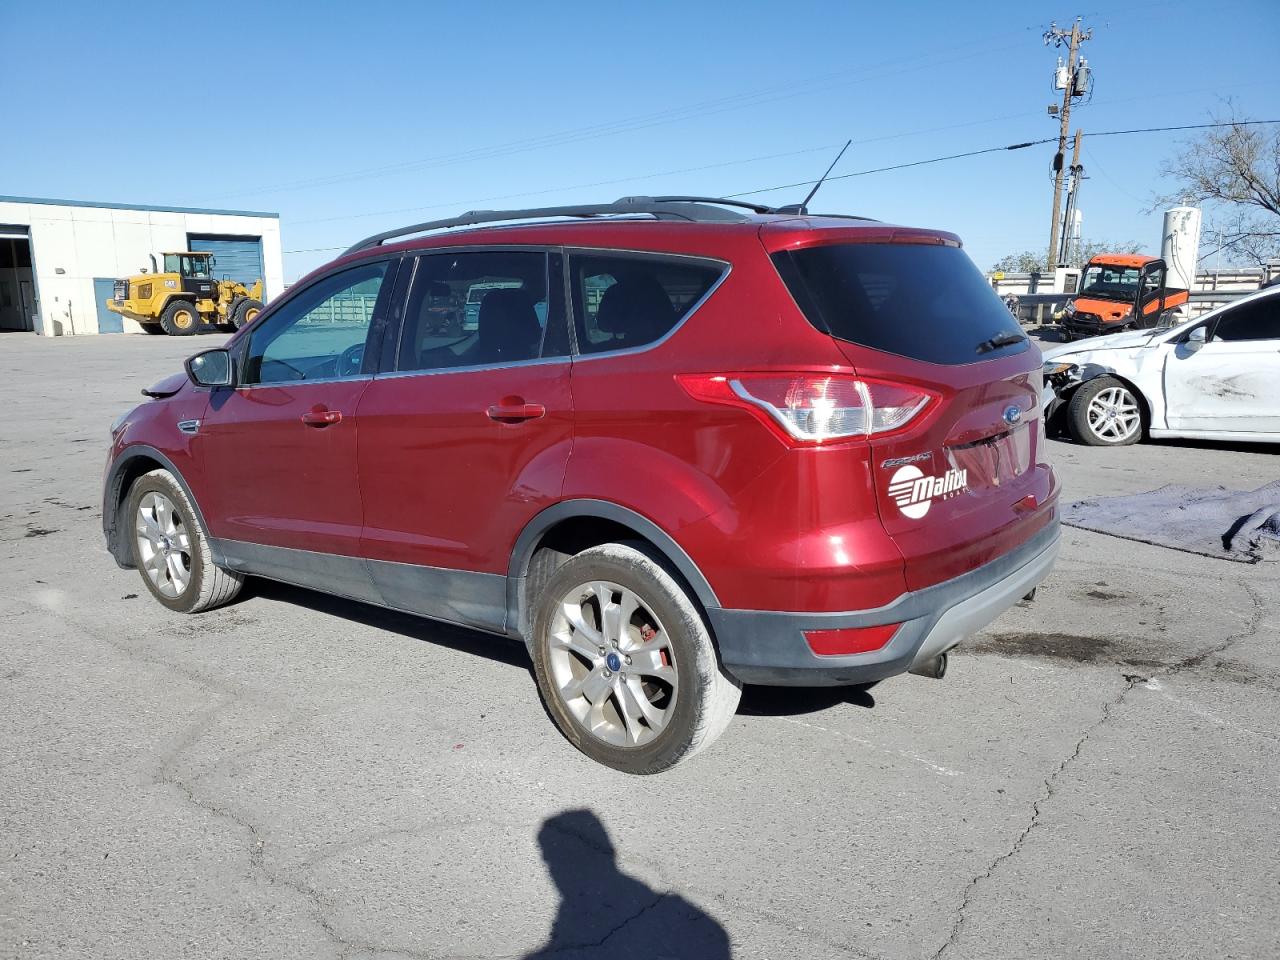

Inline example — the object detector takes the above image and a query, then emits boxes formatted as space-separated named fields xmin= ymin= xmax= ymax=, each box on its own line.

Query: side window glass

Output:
xmin=396 ymin=250 xmax=566 ymax=372
xmin=245 ymin=261 xmax=389 ymax=384
xmin=569 ymin=253 xmax=724 ymax=355
xmin=1140 ymin=268 xmax=1163 ymax=300
xmin=1212 ymin=298 xmax=1279 ymax=342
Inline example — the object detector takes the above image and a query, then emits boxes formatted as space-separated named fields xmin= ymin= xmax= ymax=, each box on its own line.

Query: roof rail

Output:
xmin=342 ymin=197 xmax=754 ymax=256
xmin=614 ymin=195 xmax=777 ymax=214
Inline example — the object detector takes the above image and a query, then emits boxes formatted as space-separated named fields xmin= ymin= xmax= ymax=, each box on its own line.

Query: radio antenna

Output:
xmin=797 ymin=139 xmax=852 ymax=213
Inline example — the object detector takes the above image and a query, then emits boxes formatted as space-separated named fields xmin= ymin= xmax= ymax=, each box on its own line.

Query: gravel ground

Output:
xmin=1 ymin=332 xmax=1277 ymax=960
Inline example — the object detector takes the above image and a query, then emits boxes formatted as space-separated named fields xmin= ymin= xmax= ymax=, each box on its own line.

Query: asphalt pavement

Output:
xmin=1 ymin=332 xmax=1277 ymax=960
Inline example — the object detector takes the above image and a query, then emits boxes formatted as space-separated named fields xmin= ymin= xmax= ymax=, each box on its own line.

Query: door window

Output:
xmin=1210 ymin=295 xmax=1279 ymax=342
xmin=395 ymin=250 xmax=567 ymax=372
xmin=570 ymin=253 xmax=724 ymax=355
xmin=244 ymin=261 xmax=391 ymax=384
xmin=1140 ymin=265 xmax=1164 ymax=302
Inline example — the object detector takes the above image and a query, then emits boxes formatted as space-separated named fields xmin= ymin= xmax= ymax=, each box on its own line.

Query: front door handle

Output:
xmin=301 ymin=407 xmax=343 ymax=427
xmin=486 ymin=399 xmax=546 ymax=423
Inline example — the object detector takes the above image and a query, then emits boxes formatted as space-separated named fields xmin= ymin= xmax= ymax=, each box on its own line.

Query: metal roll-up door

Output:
xmin=187 ymin=235 xmax=265 ymax=290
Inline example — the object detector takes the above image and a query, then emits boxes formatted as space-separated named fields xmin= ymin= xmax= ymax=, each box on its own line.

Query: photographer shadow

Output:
xmin=523 ymin=809 xmax=731 ymax=959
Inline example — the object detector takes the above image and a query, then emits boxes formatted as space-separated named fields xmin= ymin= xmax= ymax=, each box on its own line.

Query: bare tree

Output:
xmin=1158 ymin=110 xmax=1280 ymax=264
xmin=990 ymin=239 xmax=1144 ymax=273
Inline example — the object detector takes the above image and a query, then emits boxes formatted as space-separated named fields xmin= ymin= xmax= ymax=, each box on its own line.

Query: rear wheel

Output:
xmin=1068 ymin=376 xmax=1144 ymax=446
xmin=232 ymin=298 xmax=263 ymax=330
xmin=127 ymin=469 xmax=243 ymax=613
xmin=159 ymin=299 xmax=199 ymax=336
xmin=140 ymin=323 xmax=166 ymax=335
xmin=530 ymin=543 xmax=741 ymax=774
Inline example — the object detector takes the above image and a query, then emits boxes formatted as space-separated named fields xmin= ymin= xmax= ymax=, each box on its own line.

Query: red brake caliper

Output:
xmin=639 ymin=623 xmax=671 ymax=667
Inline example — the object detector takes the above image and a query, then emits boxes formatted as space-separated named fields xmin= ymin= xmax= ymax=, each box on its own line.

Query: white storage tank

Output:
xmin=1161 ymin=205 xmax=1202 ymax=293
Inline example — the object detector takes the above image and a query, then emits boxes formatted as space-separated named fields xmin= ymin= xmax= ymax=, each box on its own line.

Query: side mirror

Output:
xmin=186 ymin=348 xmax=233 ymax=387
xmin=1185 ymin=326 xmax=1207 ymax=352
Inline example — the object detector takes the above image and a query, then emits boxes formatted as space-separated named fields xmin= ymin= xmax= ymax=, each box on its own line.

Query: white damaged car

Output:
xmin=1041 ymin=284 xmax=1280 ymax=446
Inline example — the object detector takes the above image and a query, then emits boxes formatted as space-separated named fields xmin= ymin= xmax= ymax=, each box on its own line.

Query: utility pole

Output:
xmin=1058 ymin=129 xmax=1084 ymax=267
xmin=1044 ymin=19 xmax=1093 ymax=271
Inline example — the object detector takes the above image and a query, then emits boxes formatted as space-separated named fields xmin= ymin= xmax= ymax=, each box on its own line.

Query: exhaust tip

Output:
xmin=909 ymin=652 xmax=948 ymax=679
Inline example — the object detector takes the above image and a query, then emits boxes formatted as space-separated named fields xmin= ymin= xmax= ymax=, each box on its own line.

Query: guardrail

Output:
xmin=1010 ymin=289 xmax=1251 ymax=325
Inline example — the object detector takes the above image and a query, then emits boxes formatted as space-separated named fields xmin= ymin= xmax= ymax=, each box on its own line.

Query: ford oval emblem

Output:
xmin=1003 ymin=405 xmax=1022 ymax=425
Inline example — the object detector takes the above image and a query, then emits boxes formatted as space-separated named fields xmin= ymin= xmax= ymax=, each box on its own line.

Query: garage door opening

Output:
xmin=0 ymin=229 xmax=36 ymax=332
xmin=187 ymin=234 xmax=265 ymax=295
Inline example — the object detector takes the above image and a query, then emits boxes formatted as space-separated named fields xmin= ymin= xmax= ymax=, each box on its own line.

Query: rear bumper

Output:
xmin=707 ymin=518 xmax=1059 ymax=686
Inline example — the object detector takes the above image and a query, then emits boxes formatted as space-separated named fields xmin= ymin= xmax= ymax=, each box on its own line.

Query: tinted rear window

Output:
xmin=773 ymin=243 xmax=1027 ymax=365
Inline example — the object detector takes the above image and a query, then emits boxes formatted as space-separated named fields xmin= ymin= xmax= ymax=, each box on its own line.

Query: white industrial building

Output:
xmin=0 ymin=196 xmax=283 ymax=336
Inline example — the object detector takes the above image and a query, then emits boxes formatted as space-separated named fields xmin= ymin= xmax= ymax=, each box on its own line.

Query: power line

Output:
xmin=213 ymin=31 xmax=1038 ymax=202
xmin=290 ymin=142 xmax=845 ymax=227
xmin=725 ymin=119 xmax=1280 ymax=200
xmin=282 ymin=119 xmax=1280 ymax=255
xmin=287 ymin=108 xmax=1045 ymax=229
xmin=279 ymin=84 xmax=1267 ymax=233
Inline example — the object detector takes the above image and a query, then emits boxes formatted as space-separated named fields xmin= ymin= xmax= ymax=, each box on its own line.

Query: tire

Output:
xmin=126 ymin=469 xmax=243 ymax=613
xmin=1067 ymin=376 xmax=1144 ymax=446
xmin=140 ymin=323 xmax=166 ymax=335
xmin=159 ymin=299 xmax=199 ymax=336
xmin=231 ymin=298 xmax=263 ymax=330
xmin=530 ymin=543 xmax=741 ymax=774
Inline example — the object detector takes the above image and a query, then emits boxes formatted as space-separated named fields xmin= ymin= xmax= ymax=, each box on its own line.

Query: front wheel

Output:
xmin=127 ymin=469 xmax=243 ymax=612
xmin=1068 ymin=376 xmax=1144 ymax=446
xmin=159 ymin=299 xmax=199 ymax=336
xmin=530 ymin=543 xmax=741 ymax=774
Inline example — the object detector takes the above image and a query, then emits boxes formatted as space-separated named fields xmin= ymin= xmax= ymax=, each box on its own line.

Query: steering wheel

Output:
xmin=337 ymin=343 xmax=365 ymax=378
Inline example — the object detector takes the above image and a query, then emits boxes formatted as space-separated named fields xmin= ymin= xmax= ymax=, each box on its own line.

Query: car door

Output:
xmin=1136 ymin=261 xmax=1166 ymax=328
xmin=1163 ymin=291 xmax=1280 ymax=434
xmin=355 ymin=248 xmax=573 ymax=632
xmin=199 ymin=258 xmax=398 ymax=583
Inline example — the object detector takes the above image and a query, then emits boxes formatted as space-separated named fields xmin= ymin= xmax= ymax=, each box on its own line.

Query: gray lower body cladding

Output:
xmin=707 ymin=520 xmax=1060 ymax=686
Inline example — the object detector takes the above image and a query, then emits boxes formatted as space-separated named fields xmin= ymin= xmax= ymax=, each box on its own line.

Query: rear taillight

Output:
xmin=677 ymin=373 xmax=933 ymax=444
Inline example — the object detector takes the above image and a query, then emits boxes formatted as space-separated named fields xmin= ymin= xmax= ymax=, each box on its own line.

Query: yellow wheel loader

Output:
xmin=105 ymin=252 xmax=264 ymax=336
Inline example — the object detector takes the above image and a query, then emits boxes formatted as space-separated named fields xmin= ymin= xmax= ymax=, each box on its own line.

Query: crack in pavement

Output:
xmin=932 ymin=581 xmax=1266 ymax=960
xmin=156 ymin=698 xmax=443 ymax=960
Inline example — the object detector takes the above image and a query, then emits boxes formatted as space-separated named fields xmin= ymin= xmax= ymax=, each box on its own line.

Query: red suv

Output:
xmin=103 ymin=197 xmax=1059 ymax=773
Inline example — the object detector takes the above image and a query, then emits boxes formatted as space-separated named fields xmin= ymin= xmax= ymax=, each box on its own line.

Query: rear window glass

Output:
xmin=570 ymin=253 xmax=724 ymax=354
xmin=772 ymin=243 xmax=1027 ymax=365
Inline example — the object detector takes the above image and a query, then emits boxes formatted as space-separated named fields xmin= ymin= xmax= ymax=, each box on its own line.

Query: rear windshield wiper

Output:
xmin=976 ymin=330 xmax=1026 ymax=354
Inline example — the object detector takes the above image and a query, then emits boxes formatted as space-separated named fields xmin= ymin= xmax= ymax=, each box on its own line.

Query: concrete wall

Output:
xmin=0 ymin=199 xmax=283 ymax=335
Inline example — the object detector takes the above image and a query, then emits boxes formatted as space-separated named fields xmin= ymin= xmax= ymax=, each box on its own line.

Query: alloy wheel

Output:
xmin=135 ymin=491 xmax=192 ymax=598
xmin=1086 ymin=385 xmax=1140 ymax=442
xmin=547 ymin=580 xmax=679 ymax=748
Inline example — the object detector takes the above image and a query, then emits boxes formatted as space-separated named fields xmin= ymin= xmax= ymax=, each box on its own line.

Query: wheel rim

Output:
xmin=547 ymin=580 xmax=679 ymax=748
xmin=174 ymin=308 xmax=194 ymax=330
xmin=135 ymin=492 xmax=192 ymax=598
xmin=1086 ymin=386 xmax=1140 ymax=442
xmin=244 ymin=307 xmax=260 ymax=324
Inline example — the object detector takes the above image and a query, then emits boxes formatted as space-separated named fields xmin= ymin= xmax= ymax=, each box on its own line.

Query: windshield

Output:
xmin=162 ymin=254 xmax=212 ymax=278
xmin=1080 ymin=264 xmax=1140 ymax=302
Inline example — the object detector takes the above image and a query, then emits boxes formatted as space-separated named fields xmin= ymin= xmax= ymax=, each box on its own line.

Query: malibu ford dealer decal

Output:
xmin=888 ymin=464 xmax=968 ymax=519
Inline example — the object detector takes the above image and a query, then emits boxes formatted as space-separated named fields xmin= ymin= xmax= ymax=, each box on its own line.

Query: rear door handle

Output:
xmin=301 ymin=407 xmax=343 ymax=427
xmin=486 ymin=401 xmax=546 ymax=423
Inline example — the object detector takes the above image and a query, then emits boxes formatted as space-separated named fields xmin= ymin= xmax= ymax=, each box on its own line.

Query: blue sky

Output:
xmin=2 ymin=0 xmax=1275 ymax=280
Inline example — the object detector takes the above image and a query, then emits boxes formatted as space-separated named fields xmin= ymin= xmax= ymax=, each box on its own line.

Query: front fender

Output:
xmin=102 ymin=444 xmax=215 ymax=569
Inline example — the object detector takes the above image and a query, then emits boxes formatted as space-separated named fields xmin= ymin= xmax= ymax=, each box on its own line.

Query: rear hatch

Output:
xmin=768 ymin=231 xmax=1057 ymax=590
